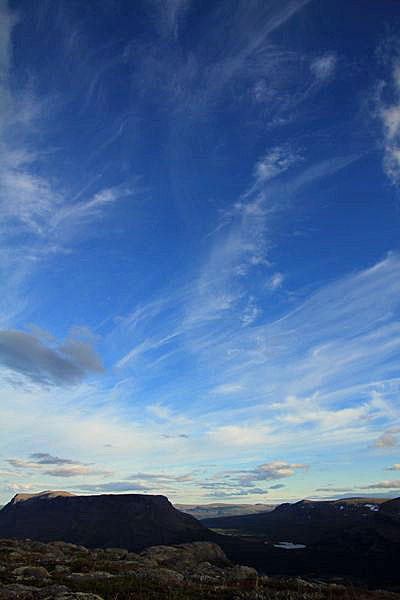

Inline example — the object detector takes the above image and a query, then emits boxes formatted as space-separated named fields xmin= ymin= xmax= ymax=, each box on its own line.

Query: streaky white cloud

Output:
xmin=134 ymin=0 xmax=312 ymax=123
xmin=49 ymin=187 xmax=128 ymax=233
xmin=0 ymin=3 xmax=135 ymax=327
xmin=209 ymin=383 xmax=244 ymax=396
xmin=147 ymin=403 xmax=191 ymax=425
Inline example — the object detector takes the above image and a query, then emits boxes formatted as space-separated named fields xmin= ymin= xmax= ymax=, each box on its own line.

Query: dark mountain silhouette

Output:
xmin=202 ymin=497 xmax=393 ymax=544
xmin=0 ymin=491 xmax=211 ymax=551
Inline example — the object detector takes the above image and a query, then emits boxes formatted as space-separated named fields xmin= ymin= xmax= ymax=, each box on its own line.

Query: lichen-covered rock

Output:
xmin=13 ymin=566 xmax=50 ymax=578
xmin=140 ymin=541 xmax=231 ymax=572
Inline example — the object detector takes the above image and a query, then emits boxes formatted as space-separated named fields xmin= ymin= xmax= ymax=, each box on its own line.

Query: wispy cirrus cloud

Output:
xmin=209 ymin=383 xmax=244 ymax=396
xmin=0 ymin=1 xmax=135 ymax=327
xmin=110 ymin=249 xmax=400 ymax=464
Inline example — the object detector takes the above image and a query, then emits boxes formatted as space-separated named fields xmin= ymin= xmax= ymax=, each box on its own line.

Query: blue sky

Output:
xmin=1 ymin=0 xmax=400 ymax=506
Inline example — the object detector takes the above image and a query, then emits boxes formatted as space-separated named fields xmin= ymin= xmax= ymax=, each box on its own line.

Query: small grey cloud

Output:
xmin=0 ymin=328 xmax=104 ymax=385
xmin=44 ymin=466 xmax=113 ymax=478
xmin=73 ymin=481 xmax=149 ymax=493
xmin=126 ymin=472 xmax=193 ymax=483
xmin=315 ymin=487 xmax=353 ymax=492
xmin=30 ymin=453 xmax=75 ymax=465
xmin=268 ymin=483 xmax=285 ymax=489
xmin=357 ymin=480 xmax=400 ymax=490
xmin=206 ymin=488 xmax=267 ymax=499
xmin=385 ymin=464 xmax=400 ymax=471
xmin=238 ymin=462 xmax=307 ymax=486
xmin=59 ymin=338 xmax=104 ymax=373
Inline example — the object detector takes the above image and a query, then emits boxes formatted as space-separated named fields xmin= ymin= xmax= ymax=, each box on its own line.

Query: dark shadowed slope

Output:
xmin=202 ymin=497 xmax=400 ymax=585
xmin=202 ymin=497 xmax=394 ymax=544
xmin=0 ymin=491 xmax=211 ymax=551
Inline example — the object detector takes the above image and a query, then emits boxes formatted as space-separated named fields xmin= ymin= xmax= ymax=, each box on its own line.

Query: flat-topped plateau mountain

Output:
xmin=0 ymin=491 xmax=210 ymax=551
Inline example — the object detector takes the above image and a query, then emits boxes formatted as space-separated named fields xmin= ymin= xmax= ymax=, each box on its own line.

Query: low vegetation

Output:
xmin=0 ymin=537 xmax=399 ymax=600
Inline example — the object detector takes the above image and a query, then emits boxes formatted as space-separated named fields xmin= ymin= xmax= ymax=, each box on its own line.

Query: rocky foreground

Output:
xmin=0 ymin=538 xmax=399 ymax=600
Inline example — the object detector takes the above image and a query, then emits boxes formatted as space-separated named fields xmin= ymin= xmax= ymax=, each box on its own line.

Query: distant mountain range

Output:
xmin=175 ymin=502 xmax=274 ymax=520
